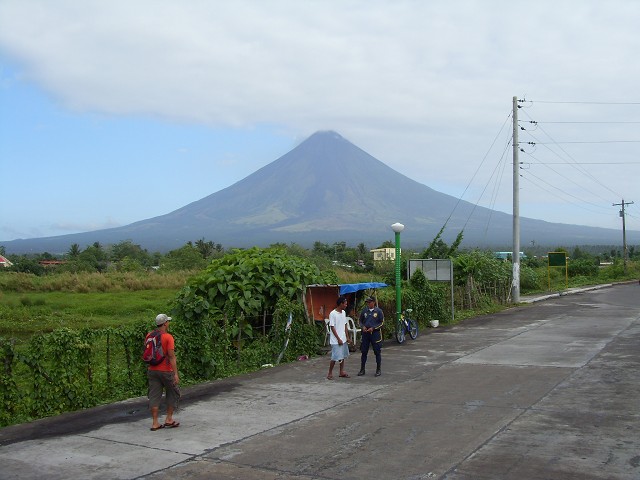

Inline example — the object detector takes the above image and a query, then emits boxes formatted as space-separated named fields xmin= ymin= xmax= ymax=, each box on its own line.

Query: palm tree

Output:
xmin=68 ymin=243 xmax=81 ymax=259
xmin=195 ymin=238 xmax=215 ymax=259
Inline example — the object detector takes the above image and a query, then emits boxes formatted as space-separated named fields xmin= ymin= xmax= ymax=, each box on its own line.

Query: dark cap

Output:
xmin=365 ymin=296 xmax=375 ymax=302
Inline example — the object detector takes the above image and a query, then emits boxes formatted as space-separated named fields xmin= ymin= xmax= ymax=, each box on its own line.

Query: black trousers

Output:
xmin=360 ymin=329 xmax=382 ymax=367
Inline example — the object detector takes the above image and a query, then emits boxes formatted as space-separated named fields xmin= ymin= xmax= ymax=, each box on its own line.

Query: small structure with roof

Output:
xmin=370 ymin=248 xmax=398 ymax=262
xmin=0 ymin=255 xmax=13 ymax=268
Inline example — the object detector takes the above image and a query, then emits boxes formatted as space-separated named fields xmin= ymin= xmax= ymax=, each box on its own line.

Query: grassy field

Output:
xmin=0 ymin=289 xmax=179 ymax=341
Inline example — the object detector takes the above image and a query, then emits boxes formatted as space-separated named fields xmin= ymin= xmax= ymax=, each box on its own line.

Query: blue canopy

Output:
xmin=339 ymin=282 xmax=388 ymax=295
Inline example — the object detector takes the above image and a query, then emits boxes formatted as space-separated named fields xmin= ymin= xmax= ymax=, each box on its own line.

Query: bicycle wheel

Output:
xmin=408 ymin=319 xmax=419 ymax=339
xmin=395 ymin=318 xmax=406 ymax=344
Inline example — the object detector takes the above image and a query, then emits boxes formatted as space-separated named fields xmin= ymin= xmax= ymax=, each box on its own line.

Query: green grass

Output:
xmin=0 ymin=289 xmax=178 ymax=340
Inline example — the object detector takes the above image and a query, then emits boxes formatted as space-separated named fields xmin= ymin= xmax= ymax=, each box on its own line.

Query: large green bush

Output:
xmin=568 ymin=258 xmax=599 ymax=277
xmin=169 ymin=247 xmax=327 ymax=380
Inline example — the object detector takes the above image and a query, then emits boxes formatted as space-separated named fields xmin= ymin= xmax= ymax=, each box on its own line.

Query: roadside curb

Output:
xmin=519 ymin=283 xmax=613 ymax=304
xmin=519 ymin=280 xmax=640 ymax=304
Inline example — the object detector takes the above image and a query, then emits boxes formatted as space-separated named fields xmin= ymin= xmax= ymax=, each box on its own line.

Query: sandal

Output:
xmin=150 ymin=424 xmax=164 ymax=431
xmin=164 ymin=421 xmax=180 ymax=428
xmin=326 ymin=375 xmax=334 ymax=380
xmin=339 ymin=373 xmax=350 ymax=378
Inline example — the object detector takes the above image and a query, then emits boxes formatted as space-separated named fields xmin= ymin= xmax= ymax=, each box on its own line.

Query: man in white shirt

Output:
xmin=327 ymin=296 xmax=351 ymax=379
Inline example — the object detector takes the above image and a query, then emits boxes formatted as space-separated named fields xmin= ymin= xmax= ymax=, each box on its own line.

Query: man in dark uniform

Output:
xmin=358 ymin=296 xmax=384 ymax=376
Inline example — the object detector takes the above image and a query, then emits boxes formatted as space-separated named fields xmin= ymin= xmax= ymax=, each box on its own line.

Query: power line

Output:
xmin=521 ymin=171 xmax=610 ymax=215
xmin=528 ymin=100 xmax=640 ymax=105
xmin=535 ymin=121 xmax=640 ymax=124
xmin=519 ymin=109 xmax=623 ymax=198
xmin=519 ymin=153 xmax=611 ymax=209
xmin=446 ymin=109 xmax=513 ymax=231
xmin=530 ymin=140 xmax=640 ymax=144
xmin=528 ymin=162 xmax=640 ymax=165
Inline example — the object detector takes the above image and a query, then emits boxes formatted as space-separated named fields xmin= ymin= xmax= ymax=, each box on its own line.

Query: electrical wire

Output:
xmin=535 ymin=121 xmax=640 ymax=124
xmin=442 ymin=109 xmax=513 ymax=231
xmin=528 ymin=100 xmax=640 ymax=105
xmin=529 ymin=162 xmax=640 ymax=165
xmin=520 ymin=170 xmax=611 ymax=216
xmin=520 ymin=152 xmax=610 ymax=210
xmin=519 ymin=109 xmax=622 ymax=199
xmin=532 ymin=140 xmax=640 ymax=144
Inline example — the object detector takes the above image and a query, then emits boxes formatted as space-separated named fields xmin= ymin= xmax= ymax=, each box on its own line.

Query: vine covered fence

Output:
xmin=0 ymin=300 xmax=318 ymax=428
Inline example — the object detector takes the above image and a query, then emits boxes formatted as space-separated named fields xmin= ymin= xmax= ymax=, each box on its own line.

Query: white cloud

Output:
xmin=1 ymin=0 xmax=639 ymax=238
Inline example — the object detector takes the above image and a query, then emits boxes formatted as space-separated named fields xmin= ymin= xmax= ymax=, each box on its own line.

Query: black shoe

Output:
xmin=375 ymin=368 xmax=381 ymax=377
xmin=357 ymin=368 xmax=365 ymax=376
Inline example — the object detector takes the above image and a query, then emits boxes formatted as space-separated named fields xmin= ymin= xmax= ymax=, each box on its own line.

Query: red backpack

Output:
xmin=142 ymin=329 xmax=165 ymax=366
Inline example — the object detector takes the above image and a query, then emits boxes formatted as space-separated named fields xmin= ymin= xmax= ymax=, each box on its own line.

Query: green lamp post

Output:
xmin=391 ymin=222 xmax=404 ymax=324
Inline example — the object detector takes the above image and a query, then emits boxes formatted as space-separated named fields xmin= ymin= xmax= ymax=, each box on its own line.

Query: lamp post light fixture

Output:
xmin=391 ymin=222 xmax=405 ymax=325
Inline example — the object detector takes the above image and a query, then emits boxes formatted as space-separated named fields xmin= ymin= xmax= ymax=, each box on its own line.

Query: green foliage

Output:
xmin=453 ymin=250 xmax=513 ymax=306
xmin=116 ymin=256 xmax=147 ymax=272
xmin=169 ymin=247 xmax=324 ymax=380
xmin=404 ymin=269 xmax=449 ymax=324
xmin=170 ymin=306 xmax=222 ymax=379
xmin=0 ymin=270 xmax=192 ymax=294
xmin=271 ymin=298 xmax=318 ymax=362
xmin=568 ymin=258 xmax=599 ymax=277
xmin=421 ymin=226 xmax=463 ymax=259
xmin=597 ymin=260 xmax=627 ymax=281
xmin=0 ymin=322 xmax=153 ymax=427
xmin=173 ymin=247 xmax=322 ymax=321
xmin=109 ymin=240 xmax=152 ymax=265
xmin=20 ymin=328 xmax=97 ymax=414
xmin=67 ymin=244 xmax=81 ymax=259
xmin=519 ymin=265 xmax=541 ymax=291
xmin=0 ymin=288 xmax=179 ymax=340
xmin=194 ymin=238 xmax=221 ymax=259
xmin=0 ymin=338 xmax=19 ymax=425
xmin=161 ymin=244 xmax=209 ymax=271
xmin=7 ymin=256 xmax=46 ymax=275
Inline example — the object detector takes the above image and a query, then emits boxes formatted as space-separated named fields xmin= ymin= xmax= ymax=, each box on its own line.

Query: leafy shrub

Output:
xmin=519 ymin=265 xmax=541 ymax=291
xmin=404 ymin=269 xmax=449 ymax=324
xmin=170 ymin=247 xmax=325 ymax=381
xmin=568 ymin=259 xmax=598 ymax=277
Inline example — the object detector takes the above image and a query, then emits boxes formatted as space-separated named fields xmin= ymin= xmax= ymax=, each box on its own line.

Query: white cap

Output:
xmin=155 ymin=313 xmax=172 ymax=326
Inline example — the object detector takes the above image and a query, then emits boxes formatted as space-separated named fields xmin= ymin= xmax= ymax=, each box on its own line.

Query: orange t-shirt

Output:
xmin=147 ymin=331 xmax=175 ymax=372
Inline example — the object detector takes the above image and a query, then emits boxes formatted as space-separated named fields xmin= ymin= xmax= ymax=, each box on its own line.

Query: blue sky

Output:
xmin=1 ymin=68 xmax=295 ymax=239
xmin=1 ymin=1 xmax=639 ymax=243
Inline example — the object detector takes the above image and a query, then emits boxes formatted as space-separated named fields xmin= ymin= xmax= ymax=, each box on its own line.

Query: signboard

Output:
xmin=408 ymin=259 xmax=452 ymax=281
xmin=548 ymin=252 xmax=567 ymax=267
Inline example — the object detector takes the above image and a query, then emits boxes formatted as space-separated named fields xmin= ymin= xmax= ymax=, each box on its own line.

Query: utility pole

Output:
xmin=613 ymin=199 xmax=633 ymax=274
xmin=512 ymin=96 xmax=520 ymax=303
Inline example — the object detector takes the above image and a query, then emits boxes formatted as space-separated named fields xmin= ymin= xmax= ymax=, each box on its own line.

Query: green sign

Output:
xmin=548 ymin=252 xmax=567 ymax=267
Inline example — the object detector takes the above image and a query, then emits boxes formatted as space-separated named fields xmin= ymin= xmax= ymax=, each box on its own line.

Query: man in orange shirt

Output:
xmin=147 ymin=313 xmax=180 ymax=431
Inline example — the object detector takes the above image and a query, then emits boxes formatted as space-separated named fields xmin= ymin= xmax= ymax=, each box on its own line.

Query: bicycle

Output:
xmin=396 ymin=309 xmax=419 ymax=344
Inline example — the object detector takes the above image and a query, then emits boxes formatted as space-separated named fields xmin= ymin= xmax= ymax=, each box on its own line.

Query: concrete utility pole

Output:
xmin=613 ymin=199 xmax=634 ymax=274
xmin=512 ymin=96 xmax=520 ymax=303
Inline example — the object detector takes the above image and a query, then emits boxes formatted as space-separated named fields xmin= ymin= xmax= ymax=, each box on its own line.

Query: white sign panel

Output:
xmin=408 ymin=259 xmax=452 ymax=282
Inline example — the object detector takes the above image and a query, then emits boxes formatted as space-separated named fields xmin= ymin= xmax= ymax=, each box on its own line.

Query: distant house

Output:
xmin=39 ymin=260 xmax=67 ymax=267
xmin=0 ymin=255 xmax=13 ymax=268
xmin=494 ymin=251 xmax=526 ymax=261
xmin=370 ymin=247 xmax=399 ymax=262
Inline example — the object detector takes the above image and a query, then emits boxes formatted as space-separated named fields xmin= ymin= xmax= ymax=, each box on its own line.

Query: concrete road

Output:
xmin=0 ymin=282 xmax=638 ymax=479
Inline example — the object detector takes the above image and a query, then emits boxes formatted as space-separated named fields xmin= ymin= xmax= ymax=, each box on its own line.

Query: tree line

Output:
xmin=1 ymin=234 xmax=638 ymax=278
